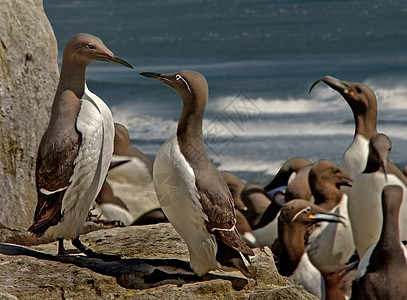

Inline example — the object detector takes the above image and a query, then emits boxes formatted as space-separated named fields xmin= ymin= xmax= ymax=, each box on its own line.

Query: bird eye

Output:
xmin=304 ymin=206 xmax=311 ymax=213
xmin=87 ymin=44 xmax=95 ymax=50
xmin=356 ymin=87 xmax=362 ymax=93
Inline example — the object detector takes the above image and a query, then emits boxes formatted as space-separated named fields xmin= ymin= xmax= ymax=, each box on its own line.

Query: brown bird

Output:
xmin=306 ymin=160 xmax=354 ymax=269
xmin=28 ymin=33 xmax=133 ymax=258
xmin=352 ymin=185 xmax=407 ymax=300
xmin=141 ymin=70 xmax=254 ymax=277
xmin=320 ymin=261 xmax=358 ymax=300
xmin=264 ymin=157 xmax=312 ymax=193
xmin=309 ymin=75 xmax=407 ymax=187
xmin=272 ymin=200 xmax=344 ymax=299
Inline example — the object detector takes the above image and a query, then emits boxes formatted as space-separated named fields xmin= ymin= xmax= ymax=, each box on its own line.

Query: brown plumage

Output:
xmin=221 ymin=171 xmax=247 ymax=211
xmin=264 ymin=157 xmax=312 ymax=192
xmin=113 ymin=122 xmax=153 ymax=176
xmin=320 ymin=262 xmax=357 ymax=300
xmin=309 ymin=160 xmax=352 ymax=211
xmin=285 ymin=164 xmax=313 ymax=201
xmin=310 ymin=75 xmax=407 ymax=185
xmin=352 ymin=185 xmax=407 ymax=299
xmin=28 ymin=33 xmax=133 ymax=258
xmin=141 ymin=70 xmax=253 ymax=277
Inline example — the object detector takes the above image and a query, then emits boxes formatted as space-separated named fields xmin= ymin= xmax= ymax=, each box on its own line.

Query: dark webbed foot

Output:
xmin=71 ymin=237 xmax=121 ymax=261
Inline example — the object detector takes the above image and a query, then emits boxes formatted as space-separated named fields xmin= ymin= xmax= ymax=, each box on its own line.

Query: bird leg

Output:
xmin=71 ymin=237 xmax=121 ymax=261
xmin=57 ymin=238 xmax=66 ymax=256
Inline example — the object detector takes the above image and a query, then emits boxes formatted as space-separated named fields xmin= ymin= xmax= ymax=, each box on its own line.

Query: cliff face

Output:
xmin=0 ymin=0 xmax=58 ymax=227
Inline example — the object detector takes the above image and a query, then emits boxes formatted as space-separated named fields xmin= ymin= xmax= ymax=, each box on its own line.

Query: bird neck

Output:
xmin=312 ymin=183 xmax=343 ymax=211
xmin=49 ymin=60 xmax=86 ymax=127
xmin=255 ymin=201 xmax=282 ymax=229
xmin=57 ymin=60 xmax=87 ymax=98
xmin=277 ymin=223 xmax=306 ymax=276
xmin=354 ymin=111 xmax=377 ymax=139
xmin=177 ymin=94 xmax=206 ymax=143
xmin=363 ymin=157 xmax=382 ymax=174
xmin=325 ymin=282 xmax=346 ymax=300
xmin=177 ymin=94 xmax=209 ymax=168
xmin=370 ymin=202 xmax=406 ymax=270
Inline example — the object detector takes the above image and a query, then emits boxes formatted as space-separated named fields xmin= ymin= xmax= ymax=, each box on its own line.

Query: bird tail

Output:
xmin=214 ymin=227 xmax=255 ymax=257
xmin=216 ymin=239 xmax=253 ymax=278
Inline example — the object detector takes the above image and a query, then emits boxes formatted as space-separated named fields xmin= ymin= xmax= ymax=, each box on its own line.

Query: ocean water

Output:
xmin=44 ymin=0 xmax=407 ymax=184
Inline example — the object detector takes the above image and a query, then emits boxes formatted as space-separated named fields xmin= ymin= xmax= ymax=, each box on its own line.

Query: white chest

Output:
xmin=45 ymin=85 xmax=114 ymax=239
xmin=153 ymin=135 xmax=219 ymax=275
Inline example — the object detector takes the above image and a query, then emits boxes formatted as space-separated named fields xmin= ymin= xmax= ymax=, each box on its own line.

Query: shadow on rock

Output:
xmin=0 ymin=243 xmax=248 ymax=290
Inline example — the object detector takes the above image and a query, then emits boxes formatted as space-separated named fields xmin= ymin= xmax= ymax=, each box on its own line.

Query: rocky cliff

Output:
xmin=0 ymin=0 xmax=59 ymax=228
xmin=0 ymin=224 xmax=318 ymax=300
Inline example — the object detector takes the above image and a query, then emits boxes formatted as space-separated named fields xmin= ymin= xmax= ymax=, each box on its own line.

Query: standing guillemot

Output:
xmin=352 ymin=185 xmax=407 ymax=300
xmin=309 ymin=76 xmax=377 ymax=183
xmin=348 ymin=133 xmax=407 ymax=257
xmin=28 ymin=33 xmax=133 ymax=258
xmin=309 ymin=75 xmax=407 ymax=188
xmin=140 ymin=70 xmax=254 ymax=277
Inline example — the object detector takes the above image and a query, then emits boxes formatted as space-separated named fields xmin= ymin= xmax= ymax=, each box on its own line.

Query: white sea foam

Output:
xmin=111 ymin=81 xmax=407 ymax=143
xmin=210 ymin=93 xmax=344 ymax=115
xmin=366 ymin=81 xmax=407 ymax=110
xmin=213 ymin=157 xmax=287 ymax=176
xmin=202 ymin=118 xmax=354 ymax=138
xmin=209 ymin=80 xmax=407 ymax=115
xmin=111 ymin=107 xmax=177 ymax=141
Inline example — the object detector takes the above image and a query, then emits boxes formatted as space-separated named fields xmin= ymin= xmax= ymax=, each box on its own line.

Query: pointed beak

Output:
xmin=344 ymin=260 xmax=359 ymax=274
xmin=337 ymin=174 xmax=353 ymax=189
xmin=381 ymin=159 xmax=388 ymax=182
xmin=309 ymin=212 xmax=345 ymax=224
xmin=140 ymin=72 xmax=163 ymax=80
xmin=333 ymin=260 xmax=359 ymax=280
xmin=109 ymin=159 xmax=131 ymax=170
xmin=309 ymin=75 xmax=352 ymax=96
xmin=140 ymin=72 xmax=173 ymax=84
xmin=105 ymin=55 xmax=134 ymax=69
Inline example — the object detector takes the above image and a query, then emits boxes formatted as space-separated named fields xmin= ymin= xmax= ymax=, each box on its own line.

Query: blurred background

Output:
xmin=44 ymin=0 xmax=407 ymax=184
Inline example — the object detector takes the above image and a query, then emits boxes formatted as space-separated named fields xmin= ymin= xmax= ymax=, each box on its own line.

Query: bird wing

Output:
xmin=28 ymin=126 xmax=81 ymax=236
xmin=196 ymin=170 xmax=254 ymax=256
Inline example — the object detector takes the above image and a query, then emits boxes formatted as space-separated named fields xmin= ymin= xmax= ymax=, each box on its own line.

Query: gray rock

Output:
xmin=0 ymin=0 xmax=59 ymax=228
xmin=0 ymin=224 xmax=318 ymax=299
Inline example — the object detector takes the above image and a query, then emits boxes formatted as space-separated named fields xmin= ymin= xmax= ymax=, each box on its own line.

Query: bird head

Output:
xmin=309 ymin=75 xmax=376 ymax=117
xmin=63 ymin=33 xmax=133 ymax=69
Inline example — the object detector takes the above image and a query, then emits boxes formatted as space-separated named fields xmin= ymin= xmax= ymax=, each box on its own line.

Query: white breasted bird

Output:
xmin=140 ymin=70 xmax=254 ymax=277
xmin=28 ymin=33 xmax=133 ymax=258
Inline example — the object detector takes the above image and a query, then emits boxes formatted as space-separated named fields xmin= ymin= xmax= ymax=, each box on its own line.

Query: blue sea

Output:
xmin=44 ymin=0 xmax=407 ymax=184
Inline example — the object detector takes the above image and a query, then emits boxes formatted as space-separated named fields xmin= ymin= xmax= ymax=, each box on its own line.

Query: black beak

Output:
xmin=140 ymin=72 xmax=173 ymax=85
xmin=309 ymin=75 xmax=351 ymax=95
xmin=105 ymin=55 xmax=134 ymax=69
xmin=381 ymin=158 xmax=388 ymax=182
xmin=109 ymin=159 xmax=131 ymax=170
xmin=343 ymin=260 xmax=359 ymax=274
xmin=140 ymin=72 xmax=163 ymax=79
xmin=337 ymin=176 xmax=353 ymax=189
